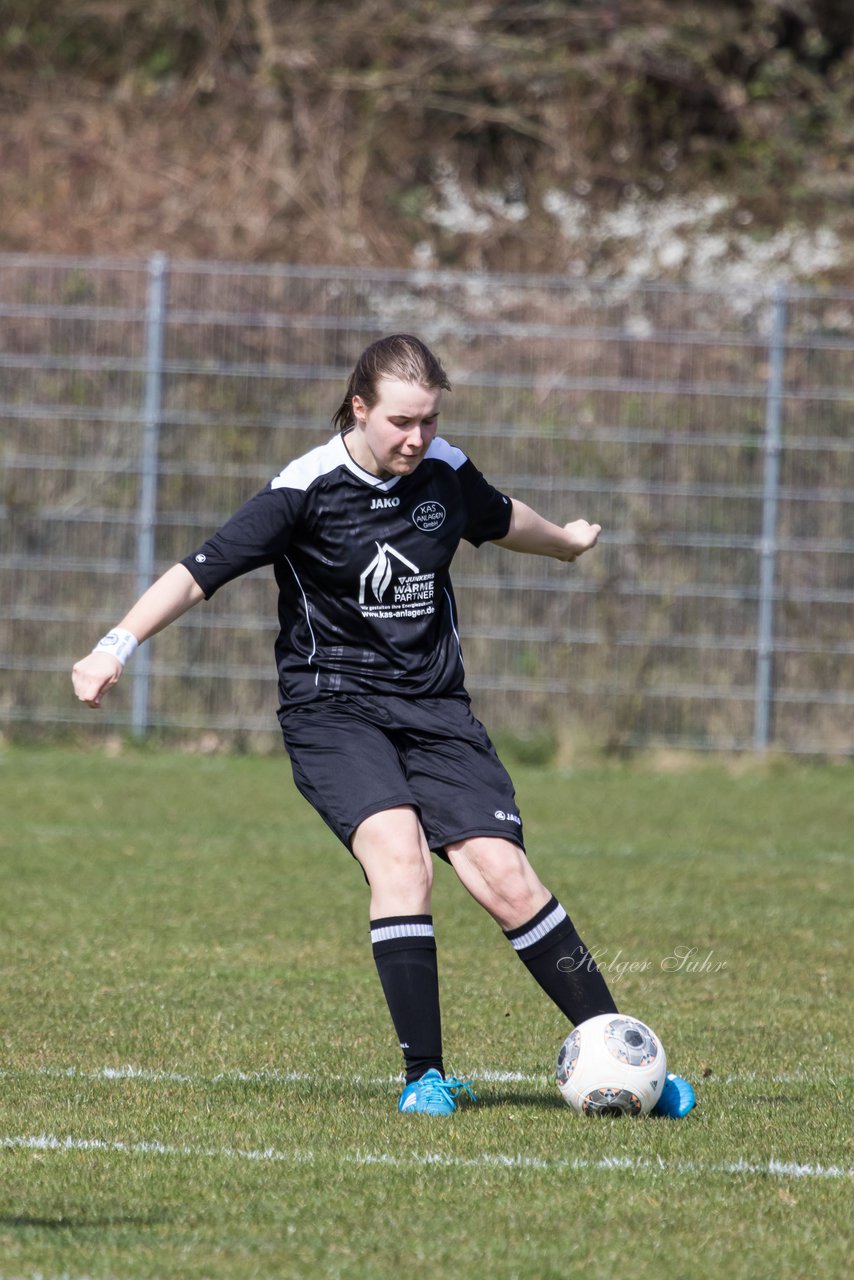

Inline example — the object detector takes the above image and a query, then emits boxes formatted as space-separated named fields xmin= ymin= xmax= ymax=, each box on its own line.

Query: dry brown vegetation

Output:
xmin=1 ymin=0 xmax=852 ymax=276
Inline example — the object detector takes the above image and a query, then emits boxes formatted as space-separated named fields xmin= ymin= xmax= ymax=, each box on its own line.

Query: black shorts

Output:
xmin=279 ymin=694 xmax=524 ymax=857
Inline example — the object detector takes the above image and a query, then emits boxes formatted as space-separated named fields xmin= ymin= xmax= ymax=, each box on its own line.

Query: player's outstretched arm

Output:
xmin=72 ymin=563 xmax=205 ymax=709
xmin=493 ymin=498 xmax=601 ymax=562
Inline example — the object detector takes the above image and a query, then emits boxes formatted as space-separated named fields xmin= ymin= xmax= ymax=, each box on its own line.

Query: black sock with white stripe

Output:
xmin=371 ymin=915 xmax=444 ymax=1084
xmin=504 ymin=896 xmax=618 ymax=1025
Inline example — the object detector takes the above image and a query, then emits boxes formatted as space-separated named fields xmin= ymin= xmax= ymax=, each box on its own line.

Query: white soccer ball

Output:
xmin=556 ymin=1013 xmax=666 ymax=1116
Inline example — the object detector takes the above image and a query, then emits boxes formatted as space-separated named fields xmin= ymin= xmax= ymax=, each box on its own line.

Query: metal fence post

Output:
xmin=753 ymin=281 xmax=788 ymax=751
xmin=132 ymin=252 xmax=168 ymax=736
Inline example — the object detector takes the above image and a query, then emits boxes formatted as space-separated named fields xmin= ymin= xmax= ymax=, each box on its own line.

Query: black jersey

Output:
xmin=182 ymin=433 xmax=512 ymax=706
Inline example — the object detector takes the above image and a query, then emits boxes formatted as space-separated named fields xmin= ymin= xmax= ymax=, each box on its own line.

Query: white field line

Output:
xmin=0 ymin=1065 xmax=835 ymax=1088
xmin=0 ymin=1133 xmax=851 ymax=1181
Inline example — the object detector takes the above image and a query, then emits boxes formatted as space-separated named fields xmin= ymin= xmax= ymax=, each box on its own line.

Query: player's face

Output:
xmin=349 ymin=379 xmax=441 ymax=478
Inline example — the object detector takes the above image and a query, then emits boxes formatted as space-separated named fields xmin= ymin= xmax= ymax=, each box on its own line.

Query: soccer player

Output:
xmin=72 ymin=334 xmax=695 ymax=1118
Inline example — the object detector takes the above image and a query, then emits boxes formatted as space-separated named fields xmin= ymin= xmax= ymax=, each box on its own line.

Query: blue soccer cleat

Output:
xmin=398 ymin=1068 xmax=477 ymax=1116
xmin=651 ymin=1072 xmax=696 ymax=1118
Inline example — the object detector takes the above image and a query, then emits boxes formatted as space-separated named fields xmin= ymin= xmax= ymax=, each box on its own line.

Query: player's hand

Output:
xmin=71 ymin=652 xmax=123 ymax=708
xmin=559 ymin=519 xmax=602 ymax=561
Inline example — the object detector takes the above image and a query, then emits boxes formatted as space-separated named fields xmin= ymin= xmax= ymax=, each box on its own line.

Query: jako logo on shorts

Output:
xmin=495 ymin=809 xmax=522 ymax=825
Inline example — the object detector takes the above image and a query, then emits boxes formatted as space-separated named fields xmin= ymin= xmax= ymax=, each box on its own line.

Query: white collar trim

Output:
xmin=339 ymin=432 xmax=402 ymax=491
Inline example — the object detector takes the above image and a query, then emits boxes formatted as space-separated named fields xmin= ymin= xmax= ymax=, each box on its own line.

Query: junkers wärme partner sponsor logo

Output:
xmin=358 ymin=541 xmax=436 ymax=619
xmin=412 ymin=500 xmax=446 ymax=532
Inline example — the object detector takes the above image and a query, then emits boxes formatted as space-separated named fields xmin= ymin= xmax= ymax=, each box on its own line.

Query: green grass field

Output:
xmin=1 ymin=744 xmax=851 ymax=1280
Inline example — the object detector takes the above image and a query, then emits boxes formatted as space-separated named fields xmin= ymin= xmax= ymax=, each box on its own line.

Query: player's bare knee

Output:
xmin=360 ymin=844 xmax=432 ymax=897
xmin=483 ymin=851 xmax=547 ymax=922
xmin=448 ymin=836 xmax=547 ymax=924
xmin=391 ymin=847 xmax=432 ymax=895
xmin=495 ymin=870 xmax=544 ymax=924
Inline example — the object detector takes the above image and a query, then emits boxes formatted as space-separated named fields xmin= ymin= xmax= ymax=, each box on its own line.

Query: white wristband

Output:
xmin=93 ymin=627 xmax=139 ymax=667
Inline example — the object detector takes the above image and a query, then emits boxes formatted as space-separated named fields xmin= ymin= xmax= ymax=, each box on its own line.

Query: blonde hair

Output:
xmin=332 ymin=334 xmax=451 ymax=432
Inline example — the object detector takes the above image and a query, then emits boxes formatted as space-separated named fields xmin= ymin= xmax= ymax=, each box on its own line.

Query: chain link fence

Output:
xmin=1 ymin=254 xmax=852 ymax=756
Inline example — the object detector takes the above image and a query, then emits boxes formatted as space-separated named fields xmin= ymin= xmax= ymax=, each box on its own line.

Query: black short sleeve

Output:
xmin=181 ymin=485 xmax=303 ymax=598
xmin=457 ymin=458 xmax=513 ymax=546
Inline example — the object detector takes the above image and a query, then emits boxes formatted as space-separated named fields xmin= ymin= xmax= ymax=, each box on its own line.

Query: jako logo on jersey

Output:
xmin=371 ymin=496 xmax=400 ymax=509
xmin=412 ymin=500 xmax=446 ymax=532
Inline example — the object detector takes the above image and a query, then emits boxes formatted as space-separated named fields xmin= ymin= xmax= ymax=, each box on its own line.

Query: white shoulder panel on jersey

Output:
xmin=425 ymin=437 xmax=468 ymax=470
xmin=270 ymin=435 xmax=348 ymax=491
